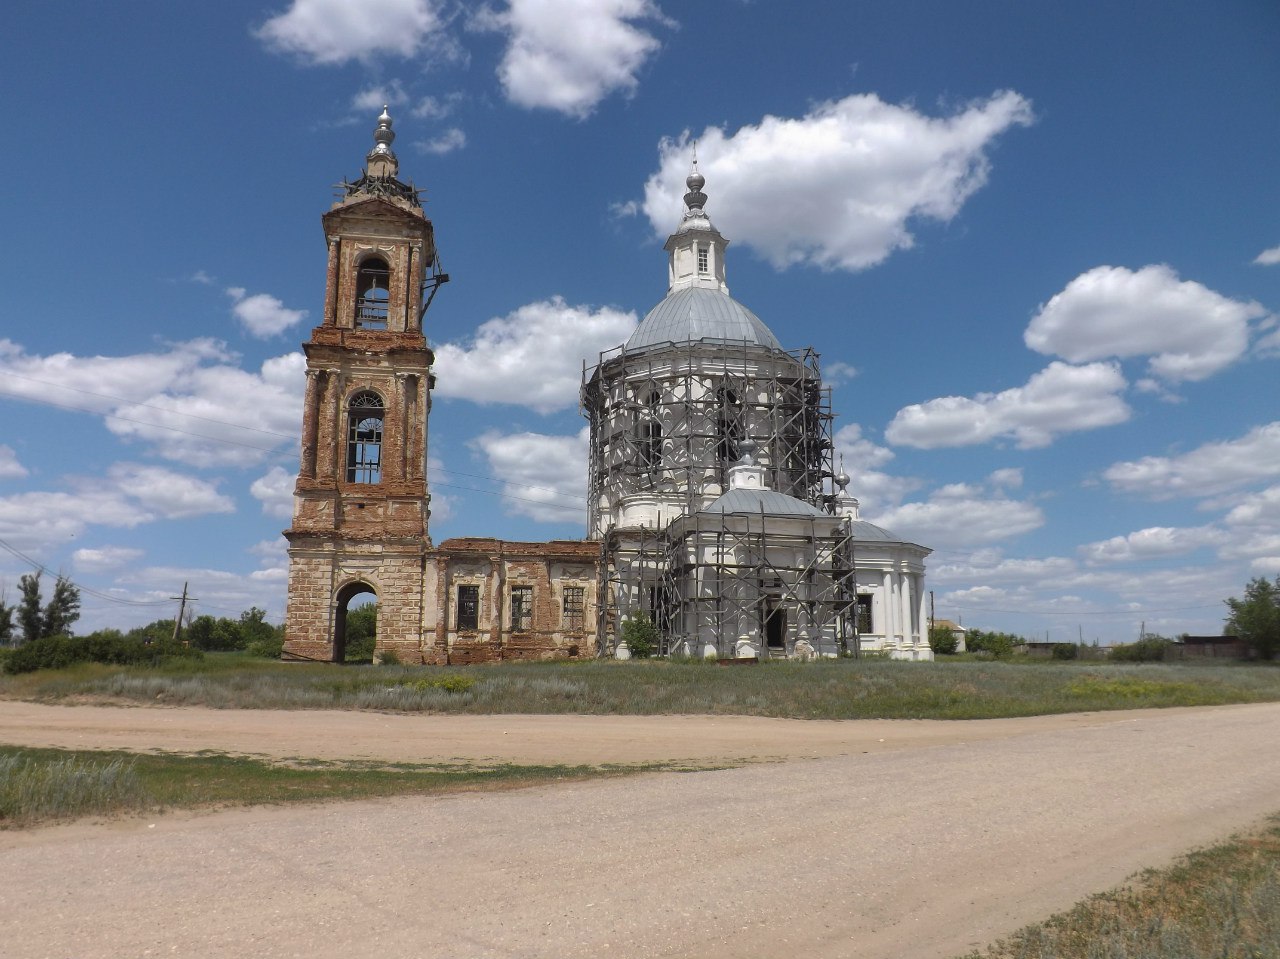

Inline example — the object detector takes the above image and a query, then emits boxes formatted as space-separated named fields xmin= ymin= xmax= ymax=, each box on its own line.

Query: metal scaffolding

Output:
xmin=581 ymin=337 xmax=845 ymax=655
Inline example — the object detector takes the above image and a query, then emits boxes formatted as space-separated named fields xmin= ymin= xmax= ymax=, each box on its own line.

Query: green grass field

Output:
xmin=3 ymin=653 xmax=1279 ymax=720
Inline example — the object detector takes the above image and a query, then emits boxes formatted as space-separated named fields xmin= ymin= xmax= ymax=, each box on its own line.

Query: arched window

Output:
xmin=346 ymin=391 xmax=384 ymax=484
xmin=355 ymin=257 xmax=390 ymax=330
xmin=638 ymin=390 xmax=662 ymax=471
xmin=715 ymin=386 xmax=742 ymax=463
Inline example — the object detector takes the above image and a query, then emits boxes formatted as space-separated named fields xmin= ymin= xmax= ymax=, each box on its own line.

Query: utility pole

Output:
xmin=170 ymin=582 xmax=197 ymax=645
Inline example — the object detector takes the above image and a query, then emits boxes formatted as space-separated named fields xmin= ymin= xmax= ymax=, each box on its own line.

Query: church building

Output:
xmin=282 ymin=111 xmax=932 ymax=664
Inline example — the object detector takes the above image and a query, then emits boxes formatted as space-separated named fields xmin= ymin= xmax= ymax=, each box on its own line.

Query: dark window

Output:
xmin=355 ymin=257 xmax=390 ymax=330
xmin=562 ymin=586 xmax=585 ymax=630
xmin=716 ymin=386 xmax=742 ymax=463
xmin=457 ymin=584 xmax=479 ymax=630
xmin=637 ymin=391 xmax=662 ymax=470
xmin=346 ymin=391 xmax=384 ymax=484
xmin=856 ymin=594 xmax=873 ymax=634
xmin=510 ymin=586 xmax=533 ymax=631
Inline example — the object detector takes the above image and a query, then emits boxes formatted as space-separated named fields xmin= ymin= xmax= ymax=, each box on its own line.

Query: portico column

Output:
xmin=916 ymin=575 xmax=928 ymax=647
xmin=882 ymin=571 xmax=895 ymax=646
xmin=898 ymin=570 xmax=911 ymax=650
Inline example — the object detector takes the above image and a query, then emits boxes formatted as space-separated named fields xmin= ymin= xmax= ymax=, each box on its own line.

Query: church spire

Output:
xmin=366 ymin=105 xmax=399 ymax=178
xmin=664 ymin=151 xmax=730 ymax=295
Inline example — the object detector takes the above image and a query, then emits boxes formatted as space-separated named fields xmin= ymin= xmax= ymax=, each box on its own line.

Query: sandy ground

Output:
xmin=2 ymin=701 xmax=1280 ymax=958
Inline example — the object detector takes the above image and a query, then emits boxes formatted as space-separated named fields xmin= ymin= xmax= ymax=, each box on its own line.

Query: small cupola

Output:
xmin=664 ymin=154 xmax=730 ymax=295
xmin=366 ymin=106 xmax=399 ymax=179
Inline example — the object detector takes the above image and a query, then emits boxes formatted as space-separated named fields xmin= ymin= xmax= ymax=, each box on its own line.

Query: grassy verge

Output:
xmin=0 ymin=745 xmax=656 ymax=829
xmin=3 ymin=654 xmax=1280 ymax=719
xmin=958 ymin=815 xmax=1280 ymax=959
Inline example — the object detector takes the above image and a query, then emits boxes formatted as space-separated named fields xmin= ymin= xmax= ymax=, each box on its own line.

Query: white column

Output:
xmin=882 ymin=571 xmax=895 ymax=647
xmin=898 ymin=570 xmax=912 ymax=652
xmin=916 ymin=575 xmax=927 ymax=646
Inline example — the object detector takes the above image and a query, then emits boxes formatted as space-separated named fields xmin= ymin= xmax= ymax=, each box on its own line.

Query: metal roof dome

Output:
xmin=703 ymin=487 xmax=828 ymax=517
xmin=847 ymin=519 xmax=905 ymax=542
xmin=625 ymin=287 xmax=783 ymax=353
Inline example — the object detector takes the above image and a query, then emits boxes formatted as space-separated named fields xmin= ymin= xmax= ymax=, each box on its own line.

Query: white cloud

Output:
xmin=1025 ymin=264 xmax=1266 ymax=383
xmin=0 ymin=445 xmax=27 ymax=479
xmin=931 ymin=552 xmax=1077 ymax=588
xmin=1079 ymin=526 xmax=1227 ymax=565
xmin=413 ymin=92 xmax=464 ymax=120
xmin=250 ymin=466 xmax=296 ymax=520
xmin=415 ymin=127 xmax=466 ymax=155
xmin=1224 ymin=484 xmax=1280 ymax=526
xmin=832 ymin=423 xmax=918 ymax=515
xmin=72 ymin=546 xmax=145 ymax=574
xmin=481 ymin=0 xmax=668 ymax=118
xmin=471 ymin=428 xmax=588 ymax=523
xmin=1104 ymin=421 xmax=1280 ymax=498
xmin=1254 ymin=245 xmax=1280 ymax=266
xmin=255 ymin=0 xmax=446 ymax=65
xmin=639 ymin=91 xmax=1033 ymax=272
xmin=823 ymin=361 xmax=858 ymax=387
xmin=987 ymin=468 xmax=1023 ymax=489
xmin=886 ymin=361 xmax=1129 ymax=449
xmin=875 ymin=481 xmax=1044 ymax=549
xmin=434 ymin=296 xmax=636 ymax=413
xmin=0 ymin=339 xmax=303 ymax=468
xmin=226 ymin=287 xmax=308 ymax=339
xmin=0 ymin=465 xmax=231 ymax=554
xmin=352 ymin=81 xmax=408 ymax=112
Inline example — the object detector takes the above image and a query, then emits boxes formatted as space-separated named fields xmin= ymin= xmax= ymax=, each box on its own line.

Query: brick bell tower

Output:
xmin=283 ymin=108 xmax=448 ymax=662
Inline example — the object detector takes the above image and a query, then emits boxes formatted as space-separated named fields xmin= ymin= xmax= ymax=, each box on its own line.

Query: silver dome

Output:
xmin=625 ymin=288 xmax=783 ymax=353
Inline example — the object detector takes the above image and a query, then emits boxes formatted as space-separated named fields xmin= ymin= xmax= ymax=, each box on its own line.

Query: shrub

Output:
xmin=966 ymin=629 xmax=1024 ymax=659
xmin=1051 ymin=643 xmax=1080 ymax=660
xmin=1110 ymin=635 xmax=1175 ymax=662
xmin=3 ymin=635 xmax=203 ymax=674
xmin=928 ymin=625 xmax=959 ymax=655
xmin=621 ymin=614 xmax=659 ymax=659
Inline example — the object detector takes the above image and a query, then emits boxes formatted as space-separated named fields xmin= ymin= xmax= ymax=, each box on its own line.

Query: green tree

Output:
xmin=1225 ymin=576 xmax=1280 ymax=661
xmin=344 ymin=602 xmax=377 ymax=661
xmin=17 ymin=573 xmax=43 ymax=644
xmin=41 ymin=575 xmax=81 ymax=638
xmin=928 ymin=624 xmax=959 ymax=655
xmin=0 ymin=594 xmax=13 ymax=646
xmin=621 ymin=613 xmax=659 ymax=659
xmin=965 ymin=628 xmax=1024 ymax=659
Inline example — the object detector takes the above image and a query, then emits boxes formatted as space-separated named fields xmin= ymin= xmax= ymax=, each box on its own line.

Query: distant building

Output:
xmin=283 ymin=111 xmax=932 ymax=663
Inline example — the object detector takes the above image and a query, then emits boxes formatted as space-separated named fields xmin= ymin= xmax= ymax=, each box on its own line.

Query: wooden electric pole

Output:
xmin=170 ymin=582 xmax=197 ymax=645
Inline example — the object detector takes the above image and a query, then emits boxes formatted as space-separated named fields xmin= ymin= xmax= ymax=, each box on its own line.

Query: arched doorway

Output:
xmin=333 ymin=581 xmax=377 ymax=663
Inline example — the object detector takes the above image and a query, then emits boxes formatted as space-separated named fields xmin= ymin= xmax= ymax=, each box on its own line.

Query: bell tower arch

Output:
xmin=283 ymin=107 xmax=448 ymax=662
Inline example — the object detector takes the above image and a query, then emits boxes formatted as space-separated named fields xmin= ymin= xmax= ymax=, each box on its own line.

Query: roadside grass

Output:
xmin=3 ymin=654 xmax=1280 ymax=719
xmin=958 ymin=815 xmax=1280 ymax=959
xmin=0 ymin=744 xmax=657 ymax=828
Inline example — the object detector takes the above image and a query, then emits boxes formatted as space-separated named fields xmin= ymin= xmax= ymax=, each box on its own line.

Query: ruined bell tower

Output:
xmin=282 ymin=108 xmax=447 ymax=662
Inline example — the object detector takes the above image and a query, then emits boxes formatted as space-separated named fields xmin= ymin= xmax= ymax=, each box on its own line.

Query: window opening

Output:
xmin=697 ymin=243 xmax=709 ymax=274
xmin=355 ymin=256 xmax=390 ymax=330
xmin=638 ymin=391 xmax=662 ymax=471
xmin=716 ymin=386 xmax=742 ymax=463
xmin=856 ymin=594 xmax=873 ymax=635
xmin=457 ymin=584 xmax=479 ymax=631
xmin=510 ymin=585 xmax=533 ymax=631
xmin=346 ymin=391 xmax=384 ymax=484
xmin=562 ymin=586 xmax=585 ymax=630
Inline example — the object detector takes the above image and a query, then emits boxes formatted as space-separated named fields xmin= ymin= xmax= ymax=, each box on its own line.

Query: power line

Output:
xmin=0 ymin=536 xmax=175 ymax=608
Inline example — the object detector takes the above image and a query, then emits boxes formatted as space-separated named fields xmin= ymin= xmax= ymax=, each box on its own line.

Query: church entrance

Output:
xmin=762 ymin=599 xmax=787 ymax=654
xmin=333 ymin=581 xmax=377 ymax=663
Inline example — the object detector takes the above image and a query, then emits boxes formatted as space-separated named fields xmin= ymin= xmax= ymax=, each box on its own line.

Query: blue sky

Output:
xmin=1 ymin=0 xmax=1277 ymax=644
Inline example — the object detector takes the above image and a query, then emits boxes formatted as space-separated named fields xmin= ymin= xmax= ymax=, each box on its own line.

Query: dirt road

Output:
xmin=3 ymin=702 xmax=1280 ymax=958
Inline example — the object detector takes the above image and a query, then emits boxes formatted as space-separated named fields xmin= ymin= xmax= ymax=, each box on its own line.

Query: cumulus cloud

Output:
xmin=1104 ymin=421 xmax=1280 ymax=498
xmin=1025 ymin=265 xmax=1266 ymax=383
xmin=352 ymin=81 xmax=408 ymax=112
xmin=72 ymin=546 xmax=145 ymax=574
xmin=1255 ymin=245 xmax=1280 ymax=266
xmin=415 ymin=127 xmax=466 ymax=154
xmin=0 ymin=445 xmax=27 ymax=479
xmin=0 ymin=339 xmax=303 ymax=468
xmin=250 ymin=466 xmax=296 ymax=520
xmin=434 ymin=297 xmax=636 ymax=413
xmin=479 ymin=0 xmax=668 ymax=118
xmin=823 ymin=361 xmax=858 ymax=387
xmin=1224 ymin=484 xmax=1280 ymax=527
xmin=886 ymin=361 xmax=1130 ymax=449
xmin=0 ymin=466 xmax=232 ymax=553
xmin=226 ymin=287 xmax=308 ymax=338
xmin=875 ymin=481 xmax=1044 ymax=549
xmin=471 ymin=428 xmax=588 ymax=523
xmin=1079 ymin=526 xmax=1227 ymax=565
xmin=638 ymin=91 xmax=1033 ymax=272
xmin=413 ymin=92 xmax=464 ymax=120
xmin=832 ymin=423 xmax=918 ymax=515
xmin=255 ymin=0 xmax=446 ymax=64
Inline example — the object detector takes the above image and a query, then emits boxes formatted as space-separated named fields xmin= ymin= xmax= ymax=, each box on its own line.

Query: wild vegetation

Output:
xmin=0 ymin=745 xmax=648 ymax=828
xmin=1226 ymin=575 xmax=1280 ymax=661
xmin=957 ymin=815 xmax=1280 ymax=959
xmin=4 ymin=655 xmax=1279 ymax=720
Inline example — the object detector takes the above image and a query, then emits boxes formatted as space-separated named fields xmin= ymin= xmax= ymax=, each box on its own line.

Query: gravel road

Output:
xmin=3 ymin=702 xmax=1279 ymax=958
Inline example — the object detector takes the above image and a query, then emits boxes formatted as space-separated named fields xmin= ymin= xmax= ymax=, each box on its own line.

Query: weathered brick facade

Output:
xmin=283 ymin=110 xmax=601 ymax=664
